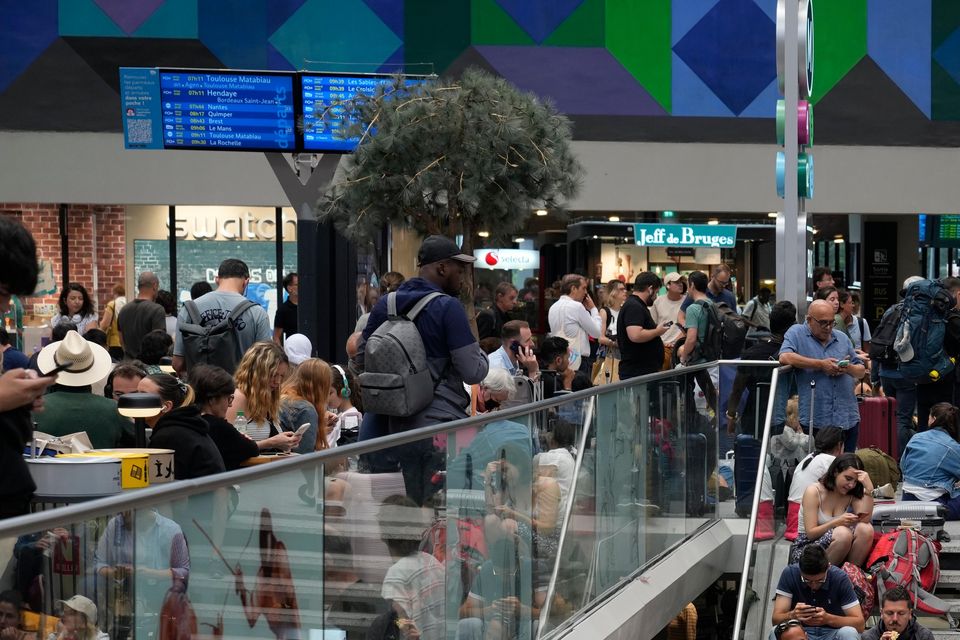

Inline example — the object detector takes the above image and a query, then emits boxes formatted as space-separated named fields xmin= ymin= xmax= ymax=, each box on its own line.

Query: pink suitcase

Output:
xmin=858 ymin=396 xmax=898 ymax=459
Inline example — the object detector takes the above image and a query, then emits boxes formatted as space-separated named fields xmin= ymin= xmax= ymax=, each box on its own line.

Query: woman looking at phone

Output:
xmin=791 ymin=453 xmax=874 ymax=566
xmin=901 ymin=402 xmax=960 ymax=519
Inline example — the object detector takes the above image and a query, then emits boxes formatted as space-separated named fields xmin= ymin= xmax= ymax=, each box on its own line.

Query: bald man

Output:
xmin=779 ymin=300 xmax=865 ymax=452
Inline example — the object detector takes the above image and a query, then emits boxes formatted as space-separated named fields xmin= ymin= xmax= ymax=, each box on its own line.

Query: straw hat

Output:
xmin=37 ymin=330 xmax=112 ymax=387
xmin=58 ymin=595 xmax=97 ymax=624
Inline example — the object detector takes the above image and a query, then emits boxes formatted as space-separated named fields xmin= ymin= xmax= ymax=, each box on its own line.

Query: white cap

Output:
xmin=284 ymin=333 xmax=313 ymax=365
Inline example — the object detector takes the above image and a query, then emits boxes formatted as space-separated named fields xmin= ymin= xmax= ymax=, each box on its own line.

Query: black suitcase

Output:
xmin=686 ymin=433 xmax=708 ymax=516
xmin=872 ymin=501 xmax=946 ymax=537
xmin=734 ymin=434 xmax=762 ymax=517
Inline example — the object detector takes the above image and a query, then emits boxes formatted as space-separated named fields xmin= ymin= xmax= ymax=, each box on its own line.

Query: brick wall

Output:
xmin=0 ymin=203 xmax=126 ymax=318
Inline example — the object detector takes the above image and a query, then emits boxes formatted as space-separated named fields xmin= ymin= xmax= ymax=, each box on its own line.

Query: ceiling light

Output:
xmin=768 ymin=212 xmax=778 ymax=218
xmin=609 ymin=216 xmax=621 ymax=222
xmin=811 ymin=228 xmax=818 ymax=235
xmin=592 ymin=235 xmax=598 ymax=239
xmin=707 ymin=219 xmax=719 ymax=225
xmin=535 ymin=209 xmax=548 ymax=217
xmin=833 ymin=238 xmax=844 ymax=244
xmin=478 ymin=231 xmax=490 ymax=238
xmin=514 ymin=237 xmax=525 ymax=243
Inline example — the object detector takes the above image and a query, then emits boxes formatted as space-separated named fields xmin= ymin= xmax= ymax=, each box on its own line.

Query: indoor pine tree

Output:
xmin=315 ymin=67 xmax=583 ymax=330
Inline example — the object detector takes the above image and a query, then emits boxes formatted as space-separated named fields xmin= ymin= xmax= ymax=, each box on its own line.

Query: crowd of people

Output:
xmin=3 ymin=214 xmax=952 ymax=640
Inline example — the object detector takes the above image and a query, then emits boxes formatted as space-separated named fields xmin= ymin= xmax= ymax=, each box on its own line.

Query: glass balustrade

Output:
xmin=0 ymin=361 xmax=783 ymax=640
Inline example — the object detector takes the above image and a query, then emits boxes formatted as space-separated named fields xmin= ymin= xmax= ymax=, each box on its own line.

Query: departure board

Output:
xmin=300 ymin=74 xmax=426 ymax=152
xmin=158 ymin=70 xmax=296 ymax=151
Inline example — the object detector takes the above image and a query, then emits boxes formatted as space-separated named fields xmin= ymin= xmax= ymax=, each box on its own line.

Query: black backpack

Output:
xmin=695 ymin=300 xmax=748 ymax=361
xmin=179 ymin=298 xmax=257 ymax=374
xmin=870 ymin=302 xmax=903 ymax=367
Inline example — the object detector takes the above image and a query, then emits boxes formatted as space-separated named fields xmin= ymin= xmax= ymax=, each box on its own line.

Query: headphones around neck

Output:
xmin=332 ymin=364 xmax=350 ymax=399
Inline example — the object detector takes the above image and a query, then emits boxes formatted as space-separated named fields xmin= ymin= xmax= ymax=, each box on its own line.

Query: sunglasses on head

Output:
xmin=774 ymin=619 xmax=802 ymax=639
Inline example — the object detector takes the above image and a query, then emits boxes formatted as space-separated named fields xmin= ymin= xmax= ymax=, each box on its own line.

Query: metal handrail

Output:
xmin=0 ymin=359 xmax=781 ymax=539
xmin=731 ymin=365 xmax=794 ymax=640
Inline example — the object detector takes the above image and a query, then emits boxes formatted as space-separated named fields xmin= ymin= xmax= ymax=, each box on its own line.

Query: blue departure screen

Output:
xmin=158 ymin=71 xmax=296 ymax=151
xmin=300 ymin=74 xmax=426 ymax=153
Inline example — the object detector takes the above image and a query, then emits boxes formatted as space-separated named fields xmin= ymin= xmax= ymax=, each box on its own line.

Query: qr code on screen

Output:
xmin=127 ymin=119 xmax=153 ymax=144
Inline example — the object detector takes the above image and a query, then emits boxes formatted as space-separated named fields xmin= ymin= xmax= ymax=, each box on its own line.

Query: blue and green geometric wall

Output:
xmin=2 ymin=0 xmax=960 ymax=145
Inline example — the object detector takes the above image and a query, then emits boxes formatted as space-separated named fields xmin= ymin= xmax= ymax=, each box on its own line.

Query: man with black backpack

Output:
xmin=870 ymin=276 xmax=923 ymax=453
xmin=354 ymin=235 xmax=488 ymax=505
xmin=913 ymin=277 xmax=960 ymax=429
xmin=172 ymin=259 xmax=271 ymax=375
xmin=677 ymin=270 xmax=719 ymax=413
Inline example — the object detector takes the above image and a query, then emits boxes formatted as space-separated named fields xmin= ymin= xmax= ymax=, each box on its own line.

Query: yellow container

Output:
xmin=59 ymin=451 xmax=150 ymax=489
xmin=98 ymin=449 xmax=175 ymax=484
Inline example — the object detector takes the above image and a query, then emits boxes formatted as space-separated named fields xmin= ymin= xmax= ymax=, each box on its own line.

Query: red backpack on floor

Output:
xmin=867 ymin=528 xmax=952 ymax=621
xmin=842 ymin=562 xmax=875 ymax=614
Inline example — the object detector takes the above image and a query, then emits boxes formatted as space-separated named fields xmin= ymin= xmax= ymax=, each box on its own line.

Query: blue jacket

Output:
xmin=356 ymin=277 xmax=488 ymax=432
xmin=901 ymin=427 xmax=960 ymax=499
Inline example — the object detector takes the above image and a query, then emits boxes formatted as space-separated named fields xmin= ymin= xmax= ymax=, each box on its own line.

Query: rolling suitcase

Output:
xmin=858 ymin=396 xmax=898 ymax=458
xmin=872 ymin=501 xmax=946 ymax=538
xmin=685 ymin=433 xmax=708 ymax=517
xmin=734 ymin=434 xmax=762 ymax=517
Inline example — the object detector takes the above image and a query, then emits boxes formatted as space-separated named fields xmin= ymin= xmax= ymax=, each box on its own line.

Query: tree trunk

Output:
xmin=458 ymin=218 xmax=480 ymax=340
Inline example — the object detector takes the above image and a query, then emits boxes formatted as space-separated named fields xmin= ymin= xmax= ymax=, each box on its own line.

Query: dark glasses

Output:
xmin=774 ymin=619 xmax=802 ymax=639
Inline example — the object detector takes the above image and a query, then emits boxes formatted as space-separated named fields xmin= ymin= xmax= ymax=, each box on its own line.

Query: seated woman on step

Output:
xmin=791 ymin=453 xmax=874 ymax=566
xmin=901 ymin=402 xmax=960 ymax=519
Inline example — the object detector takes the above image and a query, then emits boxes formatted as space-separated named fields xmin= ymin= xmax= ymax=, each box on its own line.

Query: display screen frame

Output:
xmin=156 ymin=67 xmax=301 ymax=153
xmin=298 ymin=71 xmax=431 ymax=154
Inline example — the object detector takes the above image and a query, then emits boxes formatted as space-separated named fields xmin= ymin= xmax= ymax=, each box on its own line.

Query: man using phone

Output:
xmin=487 ymin=320 xmax=539 ymax=381
xmin=618 ymin=272 xmax=670 ymax=380
xmin=779 ymin=299 xmax=865 ymax=452
xmin=0 ymin=215 xmax=57 ymax=518
xmin=547 ymin=274 xmax=602 ymax=372
xmin=771 ymin=545 xmax=863 ymax=640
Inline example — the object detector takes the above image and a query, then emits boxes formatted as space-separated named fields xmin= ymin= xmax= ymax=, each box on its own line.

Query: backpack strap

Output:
xmin=387 ymin=291 xmax=399 ymax=318
xmin=405 ymin=291 xmax=445 ymax=320
xmin=184 ymin=300 xmax=202 ymax=324
xmin=227 ymin=298 xmax=257 ymax=323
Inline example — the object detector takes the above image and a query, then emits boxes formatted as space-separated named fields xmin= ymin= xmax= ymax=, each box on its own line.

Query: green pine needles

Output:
xmin=316 ymin=68 xmax=583 ymax=246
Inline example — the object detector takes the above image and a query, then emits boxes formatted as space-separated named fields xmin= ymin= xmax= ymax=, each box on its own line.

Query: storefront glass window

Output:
xmin=128 ymin=206 xmax=297 ymax=327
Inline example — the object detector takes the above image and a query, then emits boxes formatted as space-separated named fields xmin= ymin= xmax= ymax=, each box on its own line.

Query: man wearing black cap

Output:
xmin=354 ymin=235 xmax=489 ymax=504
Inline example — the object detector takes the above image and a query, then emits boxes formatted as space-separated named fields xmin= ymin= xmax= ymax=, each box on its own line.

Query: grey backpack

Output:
xmin=359 ymin=291 xmax=445 ymax=417
xmin=179 ymin=298 xmax=257 ymax=374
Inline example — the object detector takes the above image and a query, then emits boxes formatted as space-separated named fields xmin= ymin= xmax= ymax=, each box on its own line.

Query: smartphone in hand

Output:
xmin=295 ymin=423 xmax=311 ymax=437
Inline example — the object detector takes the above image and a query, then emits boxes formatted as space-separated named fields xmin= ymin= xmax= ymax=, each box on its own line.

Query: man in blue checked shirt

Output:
xmin=779 ymin=300 xmax=865 ymax=453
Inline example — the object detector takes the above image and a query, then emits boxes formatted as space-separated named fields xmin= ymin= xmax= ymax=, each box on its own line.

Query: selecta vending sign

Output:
xmin=634 ymin=223 xmax=737 ymax=248
xmin=473 ymin=249 xmax=541 ymax=270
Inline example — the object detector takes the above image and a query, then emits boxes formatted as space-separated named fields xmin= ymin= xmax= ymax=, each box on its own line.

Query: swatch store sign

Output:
xmin=473 ymin=249 xmax=541 ymax=270
xmin=634 ymin=223 xmax=737 ymax=248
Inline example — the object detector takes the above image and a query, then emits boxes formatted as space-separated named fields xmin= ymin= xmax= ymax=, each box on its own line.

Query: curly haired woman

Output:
xmin=228 ymin=342 xmax=300 ymax=452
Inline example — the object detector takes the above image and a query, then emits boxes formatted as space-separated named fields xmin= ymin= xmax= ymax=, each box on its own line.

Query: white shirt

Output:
xmin=650 ymin=295 xmax=684 ymax=344
xmin=538 ymin=448 xmax=575 ymax=508
xmin=788 ymin=452 xmax=835 ymax=503
xmin=547 ymin=295 xmax=601 ymax=356
xmin=332 ymin=406 xmax=362 ymax=448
